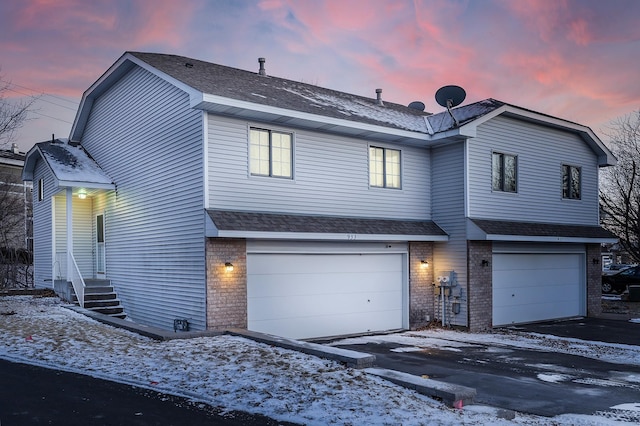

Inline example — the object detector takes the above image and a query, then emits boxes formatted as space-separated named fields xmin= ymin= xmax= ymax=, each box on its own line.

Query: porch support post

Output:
xmin=66 ymin=187 xmax=73 ymax=281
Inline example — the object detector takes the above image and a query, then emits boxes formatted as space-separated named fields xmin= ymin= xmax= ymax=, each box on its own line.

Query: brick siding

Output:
xmin=409 ymin=242 xmax=434 ymax=328
xmin=205 ymin=238 xmax=247 ymax=330
xmin=467 ymin=241 xmax=493 ymax=331
xmin=586 ymin=243 xmax=602 ymax=317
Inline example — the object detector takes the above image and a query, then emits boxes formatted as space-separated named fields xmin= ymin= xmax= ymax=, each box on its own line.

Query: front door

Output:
xmin=96 ymin=214 xmax=105 ymax=278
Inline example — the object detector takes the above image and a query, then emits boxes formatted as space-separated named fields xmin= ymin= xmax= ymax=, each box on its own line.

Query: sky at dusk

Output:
xmin=1 ymin=0 xmax=639 ymax=152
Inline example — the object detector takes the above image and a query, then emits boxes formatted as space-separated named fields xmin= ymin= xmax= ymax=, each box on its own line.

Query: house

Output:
xmin=1 ymin=143 xmax=32 ymax=251
xmin=1 ymin=143 xmax=32 ymax=288
xmin=22 ymin=52 xmax=617 ymax=339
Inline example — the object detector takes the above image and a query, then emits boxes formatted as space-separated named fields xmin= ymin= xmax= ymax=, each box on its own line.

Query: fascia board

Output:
xmin=21 ymin=146 xmax=42 ymax=181
xmin=193 ymin=93 xmax=430 ymax=142
xmin=485 ymin=234 xmax=618 ymax=244
xmin=0 ymin=158 xmax=24 ymax=167
xmin=57 ymin=181 xmax=115 ymax=190
xmin=215 ymin=230 xmax=449 ymax=242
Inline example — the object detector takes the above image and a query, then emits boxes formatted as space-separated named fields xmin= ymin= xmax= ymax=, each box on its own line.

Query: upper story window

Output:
xmin=562 ymin=164 xmax=581 ymax=199
xmin=38 ymin=179 xmax=44 ymax=201
xmin=492 ymin=152 xmax=517 ymax=193
xmin=250 ymin=127 xmax=292 ymax=179
xmin=369 ymin=146 xmax=401 ymax=189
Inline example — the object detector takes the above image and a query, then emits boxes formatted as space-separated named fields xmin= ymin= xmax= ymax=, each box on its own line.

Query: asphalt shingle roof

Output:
xmin=129 ymin=52 xmax=444 ymax=133
xmin=470 ymin=218 xmax=617 ymax=240
xmin=208 ymin=209 xmax=447 ymax=236
xmin=36 ymin=140 xmax=113 ymax=185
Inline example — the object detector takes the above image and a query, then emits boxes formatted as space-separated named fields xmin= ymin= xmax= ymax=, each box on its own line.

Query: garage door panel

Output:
xmin=494 ymin=268 xmax=580 ymax=290
xmin=493 ymin=300 xmax=581 ymax=326
xmin=249 ymin=289 xmax=403 ymax=320
xmin=250 ymin=309 xmax=403 ymax=340
xmin=248 ymin=253 xmax=404 ymax=339
xmin=248 ymin=270 xmax=400 ymax=298
xmin=248 ymin=253 xmax=402 ymax=275
xmin=493 ymin=284 xmax=581 ymax=307
xmin=494 ymin=254 xmax=570 ymax=270
xmin=493 ymin=252 xmax=584 ymax=326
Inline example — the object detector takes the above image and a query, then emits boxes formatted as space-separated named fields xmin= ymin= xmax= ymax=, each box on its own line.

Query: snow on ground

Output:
xmin=0 ymin=295 xmax=637 ymax=426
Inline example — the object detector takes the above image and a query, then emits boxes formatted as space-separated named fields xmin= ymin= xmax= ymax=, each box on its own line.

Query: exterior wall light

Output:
xmin=481 ymin=259 xmax=490 ymax=267
xmin=420 ymin=260 xmax=429 ymax=268
xmin=225 ymin=262 xmax=234 ymax=272
xmin=77 ymin=189 xmax=87 ymax=199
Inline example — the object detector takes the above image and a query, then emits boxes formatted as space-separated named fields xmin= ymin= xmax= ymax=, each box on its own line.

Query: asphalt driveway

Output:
xmin=0 ymin=359 xmax=297 ymax=426
xmin=331 ymin=318 xmax=640 ymax=417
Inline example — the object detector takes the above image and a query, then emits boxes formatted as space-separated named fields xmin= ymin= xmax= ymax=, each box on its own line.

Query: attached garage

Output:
xmin=247 ymin=251 xmax=406 ymax=339
xmin=492 ymin=250 xmax=585 ymax=326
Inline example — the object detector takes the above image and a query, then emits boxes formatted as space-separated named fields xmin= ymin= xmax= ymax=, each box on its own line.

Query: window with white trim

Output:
xmin=38 ymin=179 xmax=43 ymax=201
xmin=369 ymin=146 xmax=401 ymax=189
xmin=492 ymin=152 xmax=517 ymax=193
xmin=250 ymin=128 xmax=292 ymax=178
xmin=562 ymin=164 xmax=581 ymax=199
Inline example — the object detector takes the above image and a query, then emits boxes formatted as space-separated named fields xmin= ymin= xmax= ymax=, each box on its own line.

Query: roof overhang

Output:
xmin=467 ymin=218 xmax=618 ymax=244
xmin=22 ymin=142 xmax=115 ymax=191
xmin=206 ymin=210 xmax=449 ymax=242
xmin=69 ymin=53 xmax=444 ymax=147
xmin=192 ymin=93 xmax=432 ymax=146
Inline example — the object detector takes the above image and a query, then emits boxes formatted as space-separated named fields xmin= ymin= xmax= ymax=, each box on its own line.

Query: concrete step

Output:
xmin=78 ymin=292 xmax=117 ymax=302
xmin=85 ymin=286 xmax=114 ymax=294
xmin=83 ymin=299 xmax=122 ymax=309
xmin=86 ymin=306 xmax=125 ymax=316
xmin=84 ymin=279 xmax=111 ymax=287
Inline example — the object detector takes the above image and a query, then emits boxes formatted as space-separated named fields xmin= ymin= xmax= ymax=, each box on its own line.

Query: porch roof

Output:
xmin=468 ymin=218 xmax=618 ymax=244
xmin=22 ymin=140 xmax=115 ymax=190
xmin=206 ymin=209 xmax=448 ymax=242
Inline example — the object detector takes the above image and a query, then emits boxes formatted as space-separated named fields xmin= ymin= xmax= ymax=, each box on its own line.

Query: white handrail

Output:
xmin=67 ymin=252 xmax=86 ymax=308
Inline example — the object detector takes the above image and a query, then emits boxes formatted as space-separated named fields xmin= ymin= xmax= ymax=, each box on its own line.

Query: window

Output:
xmin=369 ymin=146 xmax=401 ymax=189
xmin=492 ymin=152 xmax=517 ymax=193
xmin=38 ymin=179 xmax=43 ymax=201
xmin=250 ymin=128 xmax=292 ymax=178
xmin=562 ymin=164 xmax=581 ymax=199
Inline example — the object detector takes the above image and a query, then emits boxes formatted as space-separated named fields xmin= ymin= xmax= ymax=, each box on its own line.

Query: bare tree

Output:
xmin=0 ymin=169 xmax=32 ymax=288
xmin=600 ymin=110 xmax=640 ymax=262
xmin=0 ymin=70 xmax=38 ymax=147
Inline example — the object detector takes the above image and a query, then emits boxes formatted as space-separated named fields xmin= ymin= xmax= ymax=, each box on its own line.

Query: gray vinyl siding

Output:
xmin=80 ymin=66 xmax=206 ymax=331
xmin=431 ymin=142 xmax=468 ymax=327
xmin=468 ymin=116 xmax=599 ymax=225
xmin=207 ymin=115 xmax=431 ymax=220
xmin=32 ymin=159 xmax=55 ymax=288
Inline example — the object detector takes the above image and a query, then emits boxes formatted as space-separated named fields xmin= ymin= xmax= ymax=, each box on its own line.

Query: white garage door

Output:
xmin=493 ymin=253 xmax=584 ymax=326
xmin=247 ymin=253 xmax=404 ymax=339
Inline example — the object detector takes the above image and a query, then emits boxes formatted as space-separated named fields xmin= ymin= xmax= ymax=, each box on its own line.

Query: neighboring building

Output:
xmin=22 ymin=52 xmax=617 ymax=338
xmin=1 ymin=143 xmax=32 ymax=251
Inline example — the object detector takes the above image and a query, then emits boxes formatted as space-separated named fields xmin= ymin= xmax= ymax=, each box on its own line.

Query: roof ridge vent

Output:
xmin=375 ymin=88 xmax=384 ymax=106
xmin=258 ymin=57 xmax=266 ymax=76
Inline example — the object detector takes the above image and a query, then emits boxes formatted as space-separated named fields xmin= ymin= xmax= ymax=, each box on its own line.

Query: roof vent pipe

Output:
xmin=11 ymin=143 xmax=19 ymax=154
xmin=375 ymin=88 xmax=384 ymax=106
xmin=258 ymin=57 xmax=266 ymax=76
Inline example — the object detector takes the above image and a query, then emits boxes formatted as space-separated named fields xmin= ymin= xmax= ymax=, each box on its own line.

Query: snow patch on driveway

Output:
xmin=537 ymin=373 xmax=571 ymax=383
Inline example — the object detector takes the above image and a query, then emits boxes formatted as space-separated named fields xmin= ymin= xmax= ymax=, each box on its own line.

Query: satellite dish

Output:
xmin=435 ymin=85 xmax=466 ymax=127
xmin=435 ymin=85 xmax=466 ymax=108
